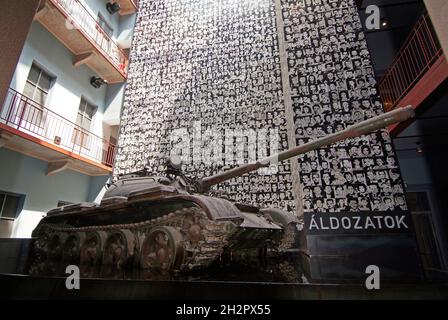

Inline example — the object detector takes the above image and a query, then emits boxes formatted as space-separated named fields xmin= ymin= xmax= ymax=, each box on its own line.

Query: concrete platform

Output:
xmin=1 ymin=274 xmax=448 ymax=300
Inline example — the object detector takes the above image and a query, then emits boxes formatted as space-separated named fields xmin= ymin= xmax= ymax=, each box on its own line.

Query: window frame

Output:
xmin=406 ymin=189 xmax=444 ymax=270
xmin=20 ymin=63 xmax=55 ymax=129
xmin=23 ymin=62 xmax=55 ymax=107
xmin=97 ymin=13 xmax=114 ymax=37
xmin=72 ymin=96 xmax=97 ymax=149
xmin=0 ymin=190 xmax=26 ymax=221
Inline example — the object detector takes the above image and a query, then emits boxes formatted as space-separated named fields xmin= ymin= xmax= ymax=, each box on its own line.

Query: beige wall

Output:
xmin=424 ymin=0 xmax=448 ymax=59
xmin=0 ymin=0 xmax=40 ymax=107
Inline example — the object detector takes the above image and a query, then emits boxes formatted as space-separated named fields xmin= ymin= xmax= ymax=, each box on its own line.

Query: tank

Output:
xmin=27 ymin=107 xmax=415 ymax=281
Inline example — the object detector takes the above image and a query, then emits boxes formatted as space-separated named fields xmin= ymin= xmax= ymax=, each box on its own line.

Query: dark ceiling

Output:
xmin=358 ymin=0 xmax=426 ymax=79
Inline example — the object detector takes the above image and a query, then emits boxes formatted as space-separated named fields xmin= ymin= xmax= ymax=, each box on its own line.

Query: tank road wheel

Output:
xmin=140 ymin=227 xmax=184 ymax=273
xmin=47 ymin=233 xmax=65 ymax=260
xmin=29 ymin=229 xmax=55 ymax=276
xmin=102 ymin=229 xmax=137 ymax=269
xmin=181 ymin=211 xmax=205 ymax=244
xmin=44 ymin=233 xmax=66 ymax=276
xmin=62 ymin=232 xmax=85 ymax=265
xmin=80 ymin=231 xmax=106 ymax=277
xmin=103 ymin=232 xmax=127 ymax=268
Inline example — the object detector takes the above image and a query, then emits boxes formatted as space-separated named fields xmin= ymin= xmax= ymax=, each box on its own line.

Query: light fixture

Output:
xmin=106 ymin=1 xmax=121 ymax=15
xmin=416 ymin=142 xmax=423 ymax=154
xmin=381 ymin=18 xmax=390 ymax=28
xmin=90 ymin=77 xmax=108 ymax=88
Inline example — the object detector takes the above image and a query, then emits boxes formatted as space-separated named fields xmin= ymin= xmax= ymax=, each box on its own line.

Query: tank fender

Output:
xmin=260 ymin=208 xmax=299 ymax=228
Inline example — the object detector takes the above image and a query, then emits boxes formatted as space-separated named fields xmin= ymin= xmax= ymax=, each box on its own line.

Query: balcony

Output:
xmin=35 ymin=0 xmax=129 ymax=83
xmin=379 ymin=13 xmax=448 ymax=134
xmin=116 ymin=0 xmax=139 ymax=16
xmin=0 ymin=89 xmax=115 ymax=176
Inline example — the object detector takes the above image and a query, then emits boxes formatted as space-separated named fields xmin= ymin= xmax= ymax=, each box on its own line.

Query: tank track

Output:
xmin=29 ymin=206 xmax=239 ymax=277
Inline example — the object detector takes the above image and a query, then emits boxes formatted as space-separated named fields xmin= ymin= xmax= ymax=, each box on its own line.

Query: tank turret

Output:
xmin=28 ymin=107 xmax=414 ymax=280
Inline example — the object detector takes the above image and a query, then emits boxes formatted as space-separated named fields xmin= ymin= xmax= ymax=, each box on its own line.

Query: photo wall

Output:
xmin=281 ymin=0 xmax=407 ymax=212
xmin=115 ymin=0 xmax=407 ymax=214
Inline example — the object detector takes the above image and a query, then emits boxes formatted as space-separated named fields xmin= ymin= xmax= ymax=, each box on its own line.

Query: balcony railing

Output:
xmin=50 ymin=0 xmax=128 ymax=76
xmin=379 ymin=14 xmax=443 ymax=111
xmin=1 ymin=89 xmax=116 ymax=167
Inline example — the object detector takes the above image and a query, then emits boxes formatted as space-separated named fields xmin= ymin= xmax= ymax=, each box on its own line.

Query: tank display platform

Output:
xmin=1 ymin=273 xmax=448 ymax=300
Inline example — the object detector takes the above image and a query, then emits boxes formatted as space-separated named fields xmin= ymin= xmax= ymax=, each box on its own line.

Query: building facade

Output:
xmin=0 ymin=0 xmax=138 ymax=238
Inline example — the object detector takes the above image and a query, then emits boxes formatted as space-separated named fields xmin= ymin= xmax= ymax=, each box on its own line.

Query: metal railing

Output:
xmin=0 ymin=89 xmax=116 ymax=168
xmin=50 ymin=0 xmax=128 ymax=76
xmin=379 ymin=14 xmax=443 ymax=111
xmin=131 ymin=0 xmax=139 ymax=9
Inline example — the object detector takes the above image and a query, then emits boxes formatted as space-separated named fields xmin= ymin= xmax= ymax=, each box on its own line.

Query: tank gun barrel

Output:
xmin=197 ymin=106 xmax=415 ymax=192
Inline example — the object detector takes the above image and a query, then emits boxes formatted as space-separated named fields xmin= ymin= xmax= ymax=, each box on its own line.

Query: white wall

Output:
xmin=118 ymin=12 xmax=137 ymax=49
xmin=0 ymin=148 xmax=92 ymax=238
xmin=82 ymin=0 xmax=121 ymax=40
xmin=104 ymin=83 xmax=126 ymax=125
xmin=82 ymin=0 xmax=136 ymax=46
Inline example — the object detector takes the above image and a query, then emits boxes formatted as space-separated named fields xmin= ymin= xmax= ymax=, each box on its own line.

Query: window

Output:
xmin=407 ymin=191 xmax=442 ymax=270
xmin=97 ymin=13 xmax=114 ymax=37
xmin=73 ymin=97 xmax=96 ymax=148
xmin=19 ymin=64 xmax=54 ymax=128
xmin=77 ymin=98 xmax=96 ymax=130
xmin=96 ymin=13 xmax=113 ymax=54
xmin=0 ymin=191 xmax=25 ymax=220
xmin=103 ymin=135 xmax=117 ymax=165
xmin=23 ymin=63 xmax=53 ymax=106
